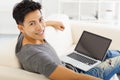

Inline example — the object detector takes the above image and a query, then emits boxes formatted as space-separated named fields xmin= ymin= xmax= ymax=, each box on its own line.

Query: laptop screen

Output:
xmin=75 ymin=31 xmax=112 ymax=61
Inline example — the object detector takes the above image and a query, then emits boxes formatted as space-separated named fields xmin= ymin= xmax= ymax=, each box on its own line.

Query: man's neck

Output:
xmin=22 ymin=37 xmax=45 ymax=46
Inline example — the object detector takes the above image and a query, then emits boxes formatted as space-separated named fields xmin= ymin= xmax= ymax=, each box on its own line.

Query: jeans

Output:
xmin=106 ymin=50 xmax=120 ymax=59
xmin=85 ymin=50 xmax=120 ymax=80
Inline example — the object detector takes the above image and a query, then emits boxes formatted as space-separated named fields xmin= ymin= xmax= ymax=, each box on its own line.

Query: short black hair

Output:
xmin=13 ymin=0 xmax=42 ymax=25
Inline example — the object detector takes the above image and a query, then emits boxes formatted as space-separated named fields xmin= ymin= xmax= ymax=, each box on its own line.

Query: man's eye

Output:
xmin=30 ymin=22 xmax=34 ymax=26
xmin=39 ymin=18 xmax=43 ymax=22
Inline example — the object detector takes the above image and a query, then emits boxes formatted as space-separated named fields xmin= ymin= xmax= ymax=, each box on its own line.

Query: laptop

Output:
xmin=60 ymin=31 xmax=112 ymax=71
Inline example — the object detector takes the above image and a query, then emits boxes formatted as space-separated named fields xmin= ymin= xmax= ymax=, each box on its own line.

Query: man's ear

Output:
xmin=18 ymin=24 xmax=24 ymax=33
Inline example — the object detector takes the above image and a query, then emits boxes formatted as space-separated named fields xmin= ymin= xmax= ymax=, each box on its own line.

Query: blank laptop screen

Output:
xmin=75 ymin=31 xmax=112 ymax=61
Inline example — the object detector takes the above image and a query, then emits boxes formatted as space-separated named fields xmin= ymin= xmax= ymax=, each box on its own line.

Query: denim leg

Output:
xmin=97 ymin=56 xmax=120 ymax=80
xmin=85 ymin=67 xmax=104 ymax=79
xmin=85 ymin=56 xmax=120 ymax=80
xmin=106 ymin=50 xmax=120 ymax=59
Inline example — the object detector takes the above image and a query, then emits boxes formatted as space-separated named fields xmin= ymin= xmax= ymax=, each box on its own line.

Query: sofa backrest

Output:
xmin=71 ymin=22 xmax=120 ymax=50
xmin=0 ymin=37 xmax=21 ymax=68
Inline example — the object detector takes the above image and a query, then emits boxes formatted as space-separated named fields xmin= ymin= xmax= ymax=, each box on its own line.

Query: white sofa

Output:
xmin=0 ymin=14 xmax=119 ymax=80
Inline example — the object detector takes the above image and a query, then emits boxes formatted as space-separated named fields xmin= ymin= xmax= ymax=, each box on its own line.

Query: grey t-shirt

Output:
xmin=16 ymin=33 xmax=62 ymax=77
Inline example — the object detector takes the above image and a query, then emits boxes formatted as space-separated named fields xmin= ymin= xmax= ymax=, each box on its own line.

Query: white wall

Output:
xmin=42 ymin=0 xmax=59 ymax=18
xmin=1 ymin=0 xmax=120 ymax=35
xmin=0 ymin=0 xmax=21 ymax=34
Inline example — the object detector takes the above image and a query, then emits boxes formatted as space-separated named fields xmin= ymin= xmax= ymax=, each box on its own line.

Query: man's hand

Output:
xmin=45 ymin=21 xmax=65 ymax=31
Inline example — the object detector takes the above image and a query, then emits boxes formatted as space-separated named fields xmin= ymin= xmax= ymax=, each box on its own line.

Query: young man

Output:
xmin=13 ymin=0 xmax=120 ymax=80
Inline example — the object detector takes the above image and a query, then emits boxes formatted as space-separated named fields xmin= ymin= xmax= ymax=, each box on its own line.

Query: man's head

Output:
xmin=13 ymin=0 xmax=42 ymax=25
xmin=13 ymin=0 xmax=45 ymax=42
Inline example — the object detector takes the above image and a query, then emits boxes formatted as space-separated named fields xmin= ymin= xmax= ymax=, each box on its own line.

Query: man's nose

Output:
xmin=36 ymin=23 xmax=44 ymax=30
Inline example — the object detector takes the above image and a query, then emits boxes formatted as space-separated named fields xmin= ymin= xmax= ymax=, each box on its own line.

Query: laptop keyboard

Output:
xmin=67 ymin=52 xmax=97 ymax=65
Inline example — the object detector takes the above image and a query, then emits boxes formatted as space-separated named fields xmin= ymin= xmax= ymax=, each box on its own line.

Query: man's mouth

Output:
xmin=35 ymin=30 xmax=44 ymax=35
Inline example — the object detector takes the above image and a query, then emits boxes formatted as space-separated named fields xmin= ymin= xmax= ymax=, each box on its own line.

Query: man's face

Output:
xmin=19 ymin=10 xmax=45 ymax=41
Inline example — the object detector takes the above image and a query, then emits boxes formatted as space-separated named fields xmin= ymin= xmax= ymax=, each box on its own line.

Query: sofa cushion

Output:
xmin=0 ymin=66 xmax=49 ymax=80
xmin=0 ymin=37 xmax=21 ymax=68
xmin=45 ymin=14 xmax=73 ymax=56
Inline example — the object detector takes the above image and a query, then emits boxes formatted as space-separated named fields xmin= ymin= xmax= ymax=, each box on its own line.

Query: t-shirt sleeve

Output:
xmin=28 ymin=52 xmax=58 ymax=77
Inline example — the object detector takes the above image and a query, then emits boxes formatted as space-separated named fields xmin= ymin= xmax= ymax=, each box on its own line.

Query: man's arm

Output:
xmin=45 ymin=21 xmax=65 ymax=31
xmin=49 ymin=65 xmax=101 ymax=80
